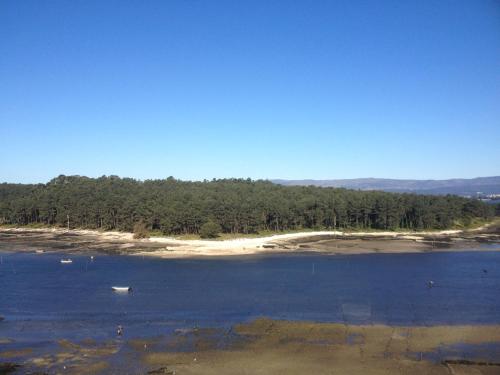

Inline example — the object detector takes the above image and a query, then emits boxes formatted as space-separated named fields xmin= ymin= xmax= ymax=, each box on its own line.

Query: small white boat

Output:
xmin=36 ymin=250 xmax=45 ymax=254
xmin=112 ymin=286 xmax=132 ymax=292
xmin=60 ymin=259 xmax=73 ymax=264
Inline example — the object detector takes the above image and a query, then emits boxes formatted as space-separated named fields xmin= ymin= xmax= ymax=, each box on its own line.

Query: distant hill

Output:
xmin=272 ymin=176 xmax=500 ymax=196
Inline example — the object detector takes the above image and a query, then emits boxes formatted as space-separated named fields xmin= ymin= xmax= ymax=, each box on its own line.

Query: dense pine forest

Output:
xmin=0 ymin=175 xmax=495 ymax=235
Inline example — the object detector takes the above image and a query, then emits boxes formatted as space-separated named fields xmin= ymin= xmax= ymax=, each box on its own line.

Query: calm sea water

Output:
xmin=1 ymin=247 xmax=500 ymax=342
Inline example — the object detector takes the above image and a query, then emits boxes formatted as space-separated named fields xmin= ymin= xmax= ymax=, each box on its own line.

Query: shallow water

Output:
xmin=1 ymin=247 xmax=500 ymax=342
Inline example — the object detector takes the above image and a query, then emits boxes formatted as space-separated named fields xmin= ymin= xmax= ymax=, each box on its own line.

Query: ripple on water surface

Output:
xmin=1 ymin=249 xmax=500 ymax=342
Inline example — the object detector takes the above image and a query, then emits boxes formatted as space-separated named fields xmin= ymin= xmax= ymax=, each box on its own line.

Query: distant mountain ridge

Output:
xmin=272 ymin=176 xmax=500 ymax=196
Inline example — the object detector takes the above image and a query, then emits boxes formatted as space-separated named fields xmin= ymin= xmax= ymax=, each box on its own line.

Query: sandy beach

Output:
xmin=0 ymin=222 xmax=499 ymax=258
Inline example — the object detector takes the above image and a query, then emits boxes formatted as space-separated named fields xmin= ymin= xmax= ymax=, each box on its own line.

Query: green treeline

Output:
xmin=0 ymin=175 xmax=494 ymax=234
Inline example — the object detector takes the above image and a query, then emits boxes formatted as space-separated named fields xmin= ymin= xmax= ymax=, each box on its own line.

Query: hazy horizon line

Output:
xmin=2 ymin=174 xmax=499 ymax=185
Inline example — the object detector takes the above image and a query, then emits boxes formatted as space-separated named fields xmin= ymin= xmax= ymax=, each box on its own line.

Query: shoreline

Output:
xmin=0 ymin=223 xmax=499 ymax=258
xmin=2 ymin=318 xmax=500 ymax=374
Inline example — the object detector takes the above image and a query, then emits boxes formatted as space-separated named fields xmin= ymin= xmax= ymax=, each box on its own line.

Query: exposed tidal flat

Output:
xmin=2 ymin=321 xmax=500 ymax=375
xmin=1 ymin=247 xmax=500 ymax=374
xmin=0 ymin=221 xmax=499 ymax=258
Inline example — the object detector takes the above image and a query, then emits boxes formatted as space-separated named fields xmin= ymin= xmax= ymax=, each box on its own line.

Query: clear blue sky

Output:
xmin=1 ymin=0 xmax=499 ymax=183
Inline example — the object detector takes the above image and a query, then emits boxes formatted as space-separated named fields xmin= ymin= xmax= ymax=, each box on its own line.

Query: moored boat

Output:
xmin=112 ymin=286 xmax=132 ymax=292
xmin=60 ymin=259 xmax=73 ymax=264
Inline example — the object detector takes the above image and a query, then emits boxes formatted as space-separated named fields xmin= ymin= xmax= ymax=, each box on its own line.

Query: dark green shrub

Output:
xmin=200 ymin=220 xmax=221 ymax=239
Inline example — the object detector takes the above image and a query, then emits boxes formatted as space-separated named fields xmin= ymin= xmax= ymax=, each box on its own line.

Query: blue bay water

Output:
xmin=1 ymin=248 xmax=500 ymax=342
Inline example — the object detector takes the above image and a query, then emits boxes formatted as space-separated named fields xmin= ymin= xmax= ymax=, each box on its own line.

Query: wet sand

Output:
xmin=141 ymin=320 xmax=500 ymax=375
xmin=0 ymin=223 xmax=499 ymax=258
xmin=3 ymin=319 xmax=500 ymax=374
